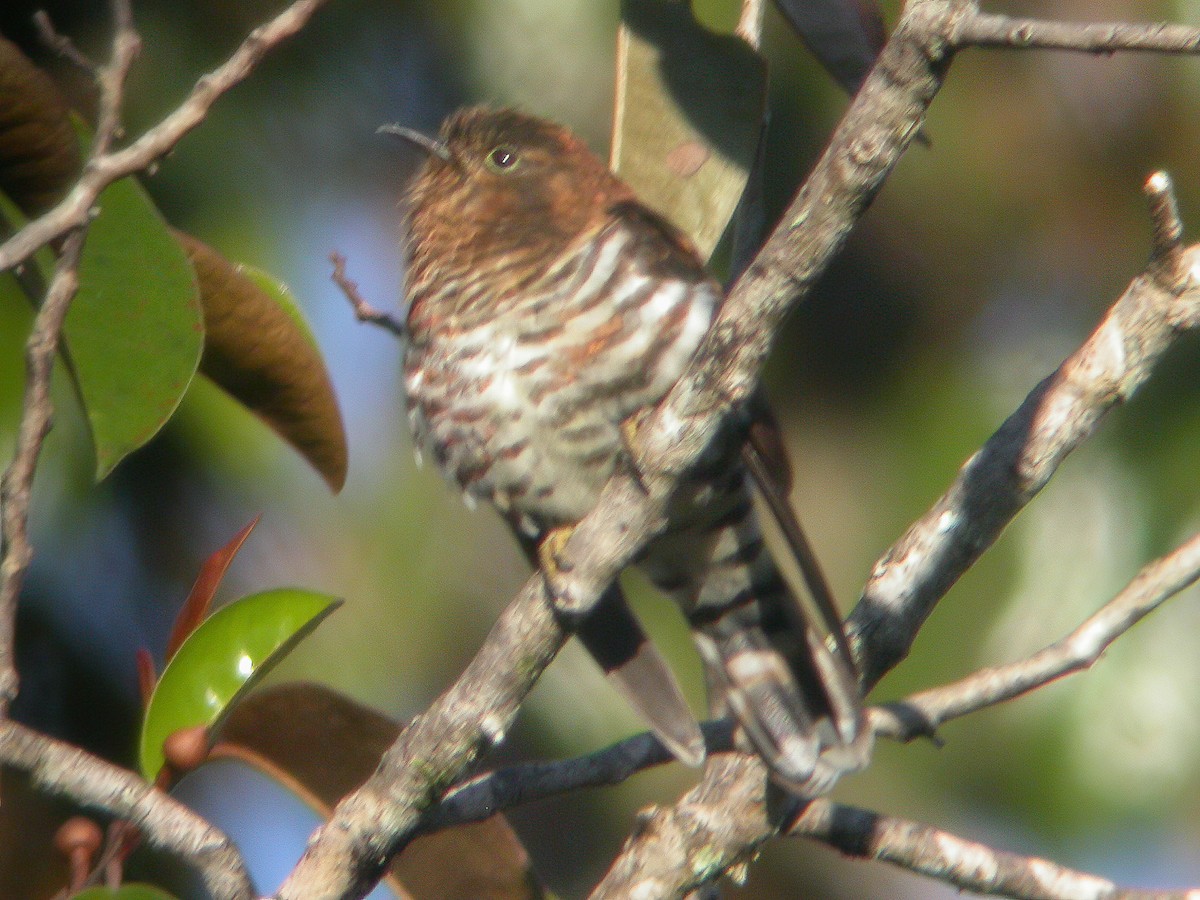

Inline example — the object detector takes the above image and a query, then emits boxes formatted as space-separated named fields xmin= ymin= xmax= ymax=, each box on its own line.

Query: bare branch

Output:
xmin=0 ymin=0 xmax=331 ymax=274
xmin=590 ymin=754 xmax=774 ymax=897
xmin=274 ymin=2 xmax=957 ymax=897
xmin=794 ymin=800 xmax=1181 ymax=900
xmin=952 ymin=12 xmax=1200 ymax=54
xmin=423 ymin=721 xmax=736 ymax=832
xmin=33 ymin=11 xmax=100 ymax=74
xmin=872 ymin=527 xmax=1200 ymax=741
xmin=330 ymin=251 xmax=405 ymax=337
xmin=0 ymin=0 xmax=142 ymax=718
xmin=849 ymin=175 xmax=1200 ymax=689
xmin=0 ymin=720 xmax=253 ymax=899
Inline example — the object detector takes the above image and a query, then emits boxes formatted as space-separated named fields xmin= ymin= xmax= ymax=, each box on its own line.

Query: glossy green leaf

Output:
xmin=139 ymin=589 xmax=341 ymax=782
xmin=68 ymin=172 xmax=203 ymax=480
xmin=612 ymin=0 xmax=767 ymax=260
xmin=72 ymin=886 xmax=179 ymax=900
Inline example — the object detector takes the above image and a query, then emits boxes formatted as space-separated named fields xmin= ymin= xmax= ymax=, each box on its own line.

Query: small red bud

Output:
xmin=54 ymin=816 xmax=102 ymax=891
xmin=162 ymin=724 xmax=209 ymax=775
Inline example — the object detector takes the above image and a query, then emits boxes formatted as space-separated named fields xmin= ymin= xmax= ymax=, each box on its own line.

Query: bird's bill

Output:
xmin=378 ymin=123 xmax=451 ymax=161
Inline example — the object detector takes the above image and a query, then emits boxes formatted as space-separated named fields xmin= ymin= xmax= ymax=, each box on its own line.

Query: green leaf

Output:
xmin=0 ymin=188 xmax=59 ymax=305
xmin=0 ymin=179 xmax=202 ymax=481
xmin=71 ymin=886 xmax=179 ymax=900
xmin=68 ymin=173 xmax=204 ymax=479
xmin=139 ymin=589 xmax=341 ymax=782
xmin=612 ymin=0 xmax=767 ymax=260
xmin=177 ymin=232 xmax=348 ymax=492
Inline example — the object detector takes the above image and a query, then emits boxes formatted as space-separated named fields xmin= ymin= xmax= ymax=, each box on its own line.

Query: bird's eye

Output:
xmin=486 ymin=146 xmax=519 ymax=172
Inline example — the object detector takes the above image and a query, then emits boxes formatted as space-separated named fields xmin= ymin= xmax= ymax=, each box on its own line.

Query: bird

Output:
xmin=389 ymin=105 xmax=869 ymax=795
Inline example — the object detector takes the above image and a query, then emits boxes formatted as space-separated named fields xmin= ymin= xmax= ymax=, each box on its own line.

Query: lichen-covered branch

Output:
xmin=0 ymin=720 xmax=253 ymax=899
xmin=794 ymin=801 xmax=1179 ymax=900
xmin=873 ymin=525 xmax=1200 ymax=741
xmin=849 ymin=175 xmax=1200 ymax=689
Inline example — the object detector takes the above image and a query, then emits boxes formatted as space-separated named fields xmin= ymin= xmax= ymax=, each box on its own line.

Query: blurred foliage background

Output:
xmin=3 ymin=0 xmax=1200 ymax=896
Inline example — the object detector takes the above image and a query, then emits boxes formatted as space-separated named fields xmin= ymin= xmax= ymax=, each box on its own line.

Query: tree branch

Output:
xmin=422 ymin=721 xmax=737 ymax=833
xmin=275 ymin=3 xmax=1200 ymax=898
xmin=0 ymin=0 xmax=331 ymax=274
xmin=952 ymin=13 xmax=1200 ymax=54
xmin=849 ymin=172 xmax=1200 ymax=689
xmin=275 ymin=3 xmax=959 ymax=898
xmin=0 ymin=0 xmax=328 ymax=892
xmin=873 ymin=526 xmax=1200 ymax=741
xmin=794 ymin=800 xmax=1181 ymax=900
xmin=0 ymin=720 xmax=253 ymax=899
xmin=0 ymin=0 xmax=142 ymax=719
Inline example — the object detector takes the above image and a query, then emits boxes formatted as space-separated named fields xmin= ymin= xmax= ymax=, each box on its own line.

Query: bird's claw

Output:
xmin=537 ymin=526 xmax=575 ymax=580
xmin=619 ymin=412 xmax=652 ymax=494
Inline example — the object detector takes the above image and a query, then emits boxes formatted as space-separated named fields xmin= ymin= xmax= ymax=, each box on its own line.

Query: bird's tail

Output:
xmin=642 ymin=464 xmax=869 ymax=795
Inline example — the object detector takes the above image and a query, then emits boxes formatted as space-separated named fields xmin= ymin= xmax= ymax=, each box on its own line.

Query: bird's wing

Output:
xmin=742 ymin=400 xmax=863 ymax=747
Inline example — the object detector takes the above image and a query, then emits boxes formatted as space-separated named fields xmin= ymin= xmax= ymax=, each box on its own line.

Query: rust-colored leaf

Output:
xmin=176 ymin=232 xmax=348 ymax=492
xmin=165 ymin=514 xmax=261 ymax=662
xmin=136 ymin=647 xmax=157 ymax=709
xmin=217 ymin=683 xmax=544 ymax=900
xmin=0 ymin=35 xmax=81 ymax=215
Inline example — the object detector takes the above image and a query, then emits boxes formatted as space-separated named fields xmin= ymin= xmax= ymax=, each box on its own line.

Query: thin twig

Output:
xmin=872 ymin=528 xmax=1200 ymax=741
xmin=952 ymin=13 xmax=1200 ymax=54
xmin=0 ymin=721 xmax=252 ymax=899
xmin=0 ymin=0 xmax=141 ymax=719
xmin=33 ymin=11 xmax=99 ymax=74
xmin=849 ymin=173 xmax=1200 ymax=689
xmin=330 ymin=251 xmax=405 ymax=337
xmin=793 ymin=800 xmax=1182 ymax=900
xmin=422 ymin=720 xmax=736 ymax=832
xmin=0 ymin=0 xmax=331 ymax=274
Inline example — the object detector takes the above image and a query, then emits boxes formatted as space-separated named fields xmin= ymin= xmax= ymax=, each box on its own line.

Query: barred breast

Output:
xmin=403 ymin=214 xmax=718 ymax=535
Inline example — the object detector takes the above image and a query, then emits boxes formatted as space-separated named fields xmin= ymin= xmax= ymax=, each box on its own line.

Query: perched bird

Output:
xmin=391 ymin=106 xmax=868 ymax=794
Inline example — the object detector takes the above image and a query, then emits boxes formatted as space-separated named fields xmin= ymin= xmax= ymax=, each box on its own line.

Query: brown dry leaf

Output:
xmin=611 ymin=0 xmax=767 ymax=260
xmin=0 ymin=35 xmax=80 ymax=215
xmin=177 ymin=232 xmax=348 ymax=492
xmin=216 ymin=682 xmax=544 ymax=900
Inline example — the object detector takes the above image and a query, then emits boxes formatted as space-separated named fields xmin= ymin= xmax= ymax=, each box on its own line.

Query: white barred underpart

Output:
xmin=404 ymin=220 xmax=717 ymax=535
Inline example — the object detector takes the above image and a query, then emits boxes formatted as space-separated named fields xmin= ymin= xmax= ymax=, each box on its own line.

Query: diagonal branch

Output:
xmin=275 ymin=3 xmax=959 ymax=898
xmin=873 ymin=526 xmax=1200 ymax=741
xmin=848 ymin=172 xmax=1200 ymax=689
xmin=0 ymin=0 xmax=141 ymax=719
xmin=281 ymin=3 xmax=1200 ymax=899
xmin=0 ymin=720 xmax=253 ymax=899
xmin=0 ymin=0 xmax=331 ymax=275
xmin=794 ymin=800 xmax=1181 ymax=900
